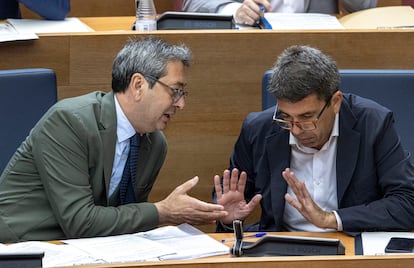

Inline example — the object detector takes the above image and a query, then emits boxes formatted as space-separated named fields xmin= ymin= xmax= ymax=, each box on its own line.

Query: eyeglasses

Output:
xmin=146 ymin=75 xmax=188 ymax=103
xmin=272 ymin=97 xmax=332 ymax=131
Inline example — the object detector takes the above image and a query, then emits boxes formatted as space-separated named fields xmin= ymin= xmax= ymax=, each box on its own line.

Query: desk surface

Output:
xmin=1 ymin=18 xmax=414 ymax=233
xmin=58 ymin=232 xmax=414 ymax=268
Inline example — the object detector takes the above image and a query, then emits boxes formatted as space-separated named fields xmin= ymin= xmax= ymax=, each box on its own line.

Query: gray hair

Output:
xmin=112 ymin=36 xmax=192 ymax=92
xmin=268 ymin=45 xmax=340 ymax=103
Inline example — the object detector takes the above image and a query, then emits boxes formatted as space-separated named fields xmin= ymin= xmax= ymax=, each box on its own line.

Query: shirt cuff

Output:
xmin=332 ymin=210 xmax=343 ymax=231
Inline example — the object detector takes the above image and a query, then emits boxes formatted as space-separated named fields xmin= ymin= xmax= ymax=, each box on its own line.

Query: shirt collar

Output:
xmin=114 ymin=94 xmax=136 ymax=143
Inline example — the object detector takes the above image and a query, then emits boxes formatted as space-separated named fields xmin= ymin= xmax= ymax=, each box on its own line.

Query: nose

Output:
xmin=174 ymin=96 xmax=185 ymax=109
xmin=289 ymin=123 xmax=304 ymax=136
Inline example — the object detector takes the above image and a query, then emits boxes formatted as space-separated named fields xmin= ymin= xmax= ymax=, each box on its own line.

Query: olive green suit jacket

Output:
xmin=0 ymin=91 xmax=167 ymax=243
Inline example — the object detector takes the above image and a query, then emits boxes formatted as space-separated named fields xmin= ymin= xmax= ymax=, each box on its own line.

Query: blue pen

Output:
xmin=221 ymin=232 xmax=267 ymax=243
xmin=258 ymin=5 xmax=272 ymax=29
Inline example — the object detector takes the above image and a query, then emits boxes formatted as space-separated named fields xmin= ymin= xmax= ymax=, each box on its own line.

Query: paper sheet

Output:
xmin=136 ymin=224 xmax=230 ymax=260
xmin=65 ymin=234 xmax=175 ymax=263
xmin=6 ymin=17 xmax=93 ymax=34
xmin=1 ymin=224 xmax=229 ymax=267
xmin=263 ymin=13 xmax=344 ymax=30
xmin=361 ymin=232 xmax=414 ymax=255
xmin=0 ymin=23 xmax=38 ymax=42
xmin=0 ymin=241 xmax=100 ymax=267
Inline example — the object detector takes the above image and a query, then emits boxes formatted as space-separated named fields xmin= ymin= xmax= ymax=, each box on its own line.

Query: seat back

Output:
xmin=402 ymin=0 xmax=414 ymax=8
xmin=261 ymin=69 xmax=414 ymax=155
xmin=0 ymin=68 xmax=57 ymax=172
xmin=172 ymin=0 xmax=183 ymax=11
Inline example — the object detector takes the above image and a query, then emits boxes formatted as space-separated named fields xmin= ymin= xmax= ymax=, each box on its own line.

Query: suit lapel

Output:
xmin=98 ymin=91 xmax=117 ymax=197
xmin=266 ymin=128 xmax=291 ymax=227
xmin=336 ymin=100 xmax=360 ymax=204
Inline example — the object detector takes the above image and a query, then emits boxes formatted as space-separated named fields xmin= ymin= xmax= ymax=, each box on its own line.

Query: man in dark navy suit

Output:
xmin=215 ymin=45 xmax=414 ymax=234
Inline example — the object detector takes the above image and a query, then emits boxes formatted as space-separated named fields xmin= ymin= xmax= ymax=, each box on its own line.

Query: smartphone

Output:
xmin=384 ymin=237 xmax=414 ymax=253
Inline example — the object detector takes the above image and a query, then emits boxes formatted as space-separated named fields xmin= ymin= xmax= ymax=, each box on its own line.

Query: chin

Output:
xmin=157 ymin=122 xmax=168 ymax=131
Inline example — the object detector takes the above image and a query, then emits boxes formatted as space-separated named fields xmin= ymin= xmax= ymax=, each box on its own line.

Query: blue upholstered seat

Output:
xmin=0 ymin=68 xmax=57 ymax=172
xmin=262 ymin=69 xmax=414 ymax=155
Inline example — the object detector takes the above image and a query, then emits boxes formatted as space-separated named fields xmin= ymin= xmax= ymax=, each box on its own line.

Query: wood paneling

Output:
xmin=20 ymin=1 xmax=407 ymax=19
xmin=378 ymin=0 xmax=402 ymax=7
xmin=20 ymin=0 xmax=174 ymax=19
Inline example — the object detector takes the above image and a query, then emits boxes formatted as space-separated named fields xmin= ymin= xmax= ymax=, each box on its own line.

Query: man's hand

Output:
xmin=235 ymin=0 xmax=271 ymax=25
xmin=155 ymin=176 xmax=228 ymax=226
xmin=282 ymin=168 xmax=338 ymax=229
xmin=215 ymin=168 xmax=262 ymax=224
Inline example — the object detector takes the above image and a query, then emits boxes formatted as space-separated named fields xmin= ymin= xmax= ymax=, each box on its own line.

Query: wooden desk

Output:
xmin=67 ymin=255 xmax=414 ymax=268
xmin=1 ymin=18 xmax=414 ymax=232
xmin=59 ymin=232 xmax=414 ymax=268
xmin=28 ymin=232 xmax=414 ymax=268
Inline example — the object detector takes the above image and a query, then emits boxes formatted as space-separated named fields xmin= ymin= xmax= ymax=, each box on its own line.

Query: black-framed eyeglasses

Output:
xmin=272 ymin=96 xmax=332 ymax=131
xmin=146 ymin=75 xmax=188 ymax=103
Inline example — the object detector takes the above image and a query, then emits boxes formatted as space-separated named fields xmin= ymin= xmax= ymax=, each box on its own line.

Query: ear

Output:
xmin=332 ymin=90 xmax=343 ymax=113
xmin=129 ymin=73 xmax=146 ymax=100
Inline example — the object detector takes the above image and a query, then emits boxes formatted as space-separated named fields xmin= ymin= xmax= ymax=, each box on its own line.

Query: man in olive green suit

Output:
xmin=0 ymin=37 xmax=227 ymax=243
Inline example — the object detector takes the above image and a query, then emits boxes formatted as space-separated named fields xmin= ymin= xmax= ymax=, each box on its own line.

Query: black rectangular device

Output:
xmin=230 ymin=220 xmax=345 ymax=257
xmin=384 ymin=237 xmax=414 ymax=253
xmin=0 ymin=252 xmax=44 ymax=268
xmin=232 ymin=235 xmax=346 ymax=256
xmin=156 ymin=12 xmax=234 ymax=30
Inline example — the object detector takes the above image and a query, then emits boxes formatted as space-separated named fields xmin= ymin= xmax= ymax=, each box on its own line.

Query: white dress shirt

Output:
xmin=219 ymin=0 xmax=306 ymax=17
xmin=283 ymin=113 xmax=343 ymax=232
xmin=108 ymin=95 xmax=137 ymax=197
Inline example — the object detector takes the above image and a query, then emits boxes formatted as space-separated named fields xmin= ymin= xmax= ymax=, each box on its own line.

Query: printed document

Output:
xmin=361 ymin=232 xmax=414 ymax=255
xmin=6 ymin=17 xmax=93 ymax=34
xmin=263 ymin=13 xmax=344 ymax=30
xmin=0 ymin=224 xmax=229 ymax=267
xmin=0 ymin=23 xmax=38 ymax=42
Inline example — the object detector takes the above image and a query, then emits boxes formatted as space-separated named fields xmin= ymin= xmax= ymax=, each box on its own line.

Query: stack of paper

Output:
xmin=0 ymin=23 xmax=38 ymax=42
xmin=236 ymin=13 xmax=344 ymax=30
xmin=0 ymin=224 xmax=229 ymax=267
xmin=7 ymin=17 xmax=93 ymax=34
xmin=263 ymin=13 xmax=344 ymax=30
xmin=0 ymin=17 xmax=93 ymax=43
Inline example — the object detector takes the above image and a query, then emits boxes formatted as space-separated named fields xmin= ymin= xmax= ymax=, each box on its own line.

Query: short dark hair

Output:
xmin=268 ymin=45 xmax=340 ymax=103
xmin=111 ymin=36 xmax=192 ymax=93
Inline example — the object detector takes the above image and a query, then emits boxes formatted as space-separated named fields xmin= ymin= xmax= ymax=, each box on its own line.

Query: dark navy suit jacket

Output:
xmin=226 ymin=93 xmax=414 ymax=233
xmin=0 ymin=0 xmax=70 ymax=20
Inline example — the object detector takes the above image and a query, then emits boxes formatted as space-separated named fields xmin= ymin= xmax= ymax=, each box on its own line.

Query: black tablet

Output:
xmin=385 ymin=237 xmax=414 ymax=253
xmin=156 ymin=12 xmax=234 ymax=30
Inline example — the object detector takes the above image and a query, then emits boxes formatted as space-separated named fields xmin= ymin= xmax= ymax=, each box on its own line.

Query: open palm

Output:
xmin=214 ymin=169 xmax=262 ymax=224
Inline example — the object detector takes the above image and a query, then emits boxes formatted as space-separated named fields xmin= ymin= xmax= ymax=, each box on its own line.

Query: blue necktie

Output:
xmin=119 ymin=133 xmax=140 ymax=205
